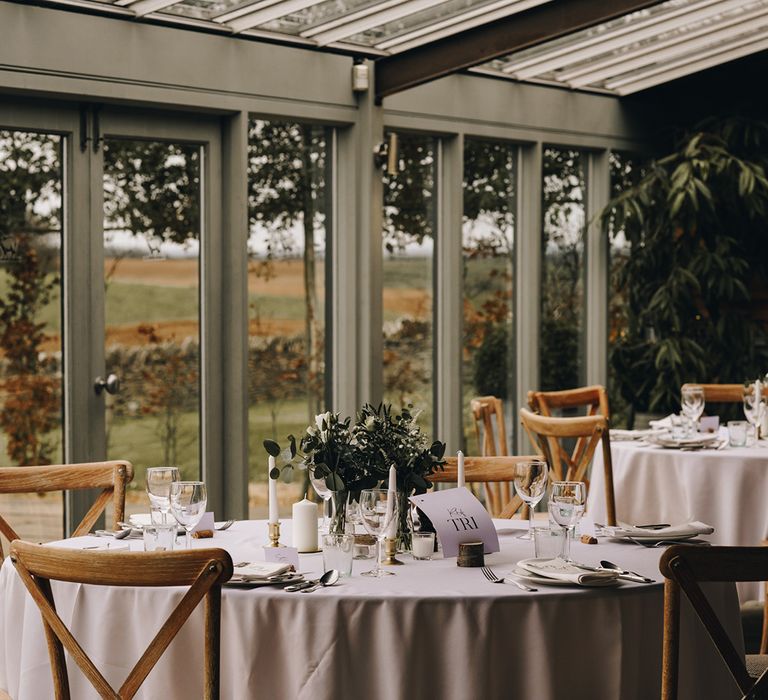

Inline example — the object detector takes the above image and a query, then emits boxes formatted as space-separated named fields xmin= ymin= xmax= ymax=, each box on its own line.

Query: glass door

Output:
xmin=93 ymin=110 xmax=221 ymax=522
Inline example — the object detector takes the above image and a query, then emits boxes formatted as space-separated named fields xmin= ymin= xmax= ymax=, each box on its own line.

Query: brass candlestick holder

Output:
xmin=382 ymin=537 xmax=404 ymax=566
xmin=267 ymin=521 xmax=283 ymax=548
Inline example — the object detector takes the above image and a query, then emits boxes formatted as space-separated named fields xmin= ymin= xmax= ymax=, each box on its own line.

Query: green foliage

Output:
xmin=603 ymin=118 xmax=768 ymax=414
xmin=472 ymin=325 xmax=510 ymax=399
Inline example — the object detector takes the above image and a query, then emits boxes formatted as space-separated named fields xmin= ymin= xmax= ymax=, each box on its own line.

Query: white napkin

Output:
xmin=611 ymin=428 xmax=664 ymax=441
xmin=648 ymin=414 xmax=676 ymax=429
xmin=606 ymin=521 xmax=714 ymax=538
xmin=129 ymin=513 xmax=153 ymax=527
xmin=517 ymin=558 xmax=620 ymax=586
xmin=233 ymin=562 xmax=293 ymax=581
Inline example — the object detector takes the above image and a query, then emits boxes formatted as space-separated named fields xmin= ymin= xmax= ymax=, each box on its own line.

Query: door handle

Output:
xmin=94 ymin=374 xmax=120 ymax=396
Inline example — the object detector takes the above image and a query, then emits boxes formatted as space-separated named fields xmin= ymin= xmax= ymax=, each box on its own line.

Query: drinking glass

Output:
xmin=310 ymin=471 xmax=333 ymax=532
xmin=322 ymin=534 xmax=354 ymax=577
xmin=743 ymin=383 xmax=765 ymax=444
xmin=358 ymin=488 xmax=398 ymax=578
xmin=146 ymin=467 xmax=180 ymax=524
xmin=170 ymin=481 xmax=207 ymax=550
xmin=548 ymin=481 xmax=586 ymax=562
xmin=513 ymin=459 xmax=548 ymax=540
xmin=680 ymin=385 xmax=704 ymax=430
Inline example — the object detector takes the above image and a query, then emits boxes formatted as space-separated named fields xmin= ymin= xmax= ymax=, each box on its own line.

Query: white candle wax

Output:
xmin=268 ymin=456 xmax=279 ymax=525
xmin=385 ymin=464 xmax=398 ymax=539
xmin=292 ymin=498 xmax=318 ymax=552
xmin=457 ymin=450 xmax=465 ymax=489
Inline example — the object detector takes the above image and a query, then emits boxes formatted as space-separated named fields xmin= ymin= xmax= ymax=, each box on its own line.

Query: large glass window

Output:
xmin=102 ymin=139 xmax=203 ymax=517
xmin=607 ymin=151 xmax=648 ymax=428
xmin=382 ymin=131 xmax=437 ymax=427
xmin=247 ymin=119 xmax=330 ymax=518
xmin=0 ymin=129 xmax=64 ymax=547
xmin=540 ymin=147 xmax=587 ymax=392
xmin=462 ymin=138 xmax=516 ymax=454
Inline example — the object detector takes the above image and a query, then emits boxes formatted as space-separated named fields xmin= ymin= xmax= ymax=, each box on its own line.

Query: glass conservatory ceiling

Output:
xmin=24 ymin=0 xmax=768 ymax=96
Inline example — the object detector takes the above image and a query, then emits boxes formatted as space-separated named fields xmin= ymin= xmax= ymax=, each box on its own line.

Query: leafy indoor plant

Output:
xmin=602 ymin=117 xmax=768 ymax=421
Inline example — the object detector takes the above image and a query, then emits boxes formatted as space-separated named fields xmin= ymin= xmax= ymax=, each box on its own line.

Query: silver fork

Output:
xmin=216 ymin=519 xmax=235 ymax=531
xmin=481 ymin=566 xmax=537 ymax=592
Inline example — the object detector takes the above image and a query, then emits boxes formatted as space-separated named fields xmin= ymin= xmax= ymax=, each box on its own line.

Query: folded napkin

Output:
xmin=611 ymin=428 xmax=664 ymax=441
xmin=233 ymin=562 xmax=293 ymax=581
xmin=648 ymin=414 xmax=676 ymax=429
xmin=129 ymin=513 xmax=153 ymax=527
xmin=517 ymin=558 xmax=620 ymax=586
xmin=606 ymin=521 xmax=714 ymax=538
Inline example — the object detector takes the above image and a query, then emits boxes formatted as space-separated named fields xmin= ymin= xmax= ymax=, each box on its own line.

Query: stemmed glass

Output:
xmin=146 ymin=467 xmax=180 ymax=524
xmin=681 ymin=385 xmax=705 ymax=434
xmin=310 ymin=471 xmax=333 ymax=532
xmin=358 ymin=488 xmax=398 ymax=578
xmin=548 ymin=481 xmax=586 ymax=562
xmin=743 ymin=382 xmax=765 ymax=444
xmin=513 ymin=460 xmax=548 ymax=540
xmin=170 ymin=481 xmax=207 ymax=550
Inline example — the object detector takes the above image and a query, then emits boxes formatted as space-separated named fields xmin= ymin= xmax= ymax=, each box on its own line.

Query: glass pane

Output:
xmin=164 ymin=0 xmax=262 ymax=21
xmin=255 ymin=0 xmax=380 ymax=36
xmin=608 ymin=151 xmax=648 ymax=428
xmin=0 ymin=129 xmax=64 ymax=548
xmin=540 ymin=147 xmax=587 ymax=392
xmin=462 ymin=138 xmax=516 ymax=454
xmin=247 ymin=120 xmax=330 ymax=519
xmin=102 ymin=139 xmax=202 ymax=519
xmin=382 ymin=132 xmax=436 ymax=428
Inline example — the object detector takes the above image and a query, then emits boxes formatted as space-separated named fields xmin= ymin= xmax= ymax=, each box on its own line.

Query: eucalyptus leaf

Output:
xmin=263 ymin=440 xmax=281 ymax=457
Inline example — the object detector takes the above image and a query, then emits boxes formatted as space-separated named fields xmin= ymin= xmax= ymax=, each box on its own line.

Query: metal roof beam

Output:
xmin=374 ymin=0 xmax=667 ymax=101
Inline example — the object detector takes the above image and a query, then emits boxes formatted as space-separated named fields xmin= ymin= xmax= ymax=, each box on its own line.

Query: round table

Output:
xmin=588 ymin=438 xmax=768 ymax=600
xmin=0 ymin=520 xmax=743 ymax=700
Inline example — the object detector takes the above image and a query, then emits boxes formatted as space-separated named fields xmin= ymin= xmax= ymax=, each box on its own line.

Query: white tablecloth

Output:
xmin=0 ymin=520 xmax=743 ymax=700
xmin=588 ymin=440 xmax=768 ymax=601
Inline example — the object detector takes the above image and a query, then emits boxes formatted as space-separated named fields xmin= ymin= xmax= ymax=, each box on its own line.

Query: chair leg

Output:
xmin=662 ymin=579 xmax=681 ymax=700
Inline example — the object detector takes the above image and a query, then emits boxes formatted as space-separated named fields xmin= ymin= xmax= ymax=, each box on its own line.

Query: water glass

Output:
xmin=322 ymin=533 xmax=354 ymax=577
xmin=358 ymin=488 xmax=398 ymax=578
xmin=681 ymin=385 xmax=705 ymax=425
xmin=727 ymin=420 xmax=748 ymax=447
xmin=143 ymin=523 xmax=176 ymax=552
xmin=411 ymin=532 xmax=435 ymax=560
xmin=170 ymin=481 xmax=207 ymax=549
xmin=146 ymin=467 xmax=180 ymax=524
xmin=548 ymin=481 xmax=586 ymax=561
xmin=513 ymin=459 xmax=548 ymax=540
xmin=533 ymin=527 xmax=565 ymax=559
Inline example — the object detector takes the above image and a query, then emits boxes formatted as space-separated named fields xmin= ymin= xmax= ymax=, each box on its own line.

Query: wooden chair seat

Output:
xmin=519 ymin=407 xmax=617 ymax=525
xmin=0 ymin=461 xmax=133 ymax=557
xmin=433 ymin=455 xmax=542 ymax=518
xmin=9 ymin=541 xmax=232 ymax=700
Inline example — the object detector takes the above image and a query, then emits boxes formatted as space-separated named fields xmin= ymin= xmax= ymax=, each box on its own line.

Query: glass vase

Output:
xmin=328 ymin=490 xmax=348 ymax=536
xmin=396 ymin=490 xmax=412 ymax=552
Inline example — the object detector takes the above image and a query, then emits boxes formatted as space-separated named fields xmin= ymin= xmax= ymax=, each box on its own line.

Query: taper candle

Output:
xmin=385 ymin=464 xmax=398 ymax=538
xmin=457 ymin=450 xmax=465 ymax=489
xmin=268 ymin=455 xmax=279 ymax=525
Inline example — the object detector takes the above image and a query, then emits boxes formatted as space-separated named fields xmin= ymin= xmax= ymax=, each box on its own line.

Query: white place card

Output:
xmin=192 ymin=512 xmax=215 ymax=534
xmin=264 ymin=545 xmax=300 ymax=571
xmin=409 ymin=487 xmax=499 ymax=558
xmin=699 ymin=416 xmax=719 ymax=433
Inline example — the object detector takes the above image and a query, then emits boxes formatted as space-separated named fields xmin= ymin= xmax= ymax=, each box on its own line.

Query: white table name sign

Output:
xmin=410 ymin=488 xmax=499 ymax=558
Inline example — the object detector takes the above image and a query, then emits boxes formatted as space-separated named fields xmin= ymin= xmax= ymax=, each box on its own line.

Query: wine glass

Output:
xmin=170 ymin=481 xmax=207 ymax=550
xmin=146 ymin=467 xmax=180 ymax=524
xmin=513 ymin=460 xmax=548 ymax=540
xmin=358 ymin=488 xmax=398 ymax=578
xmin=547 ymin=481 xmax=586 ymax=562
xmin=743 ymin=382 xmax=765 ymax=444
xmin=310 ymin=471 xmax=333 ymax=532
xmin=681 ymin=385 xmax=705 ymax=432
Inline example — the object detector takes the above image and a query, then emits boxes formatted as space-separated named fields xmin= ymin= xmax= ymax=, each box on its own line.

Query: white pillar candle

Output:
xmin=268 ymin=456 xmax=279 ymax=525
xmin=292 ymin=498 xmax=318 ymax=552
xmin=385 ymin=464 xmax=398 ymax=539
xmin=457 ymin=450 xmax=465 ymax=489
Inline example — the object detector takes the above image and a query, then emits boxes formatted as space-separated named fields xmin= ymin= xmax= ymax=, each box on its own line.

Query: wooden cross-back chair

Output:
xmin=9 ymin=541 xmax=233 ymax=700
xmin=682 ymin=383 xmax=748 ymax=405
xmin=469 ymin=396 xmax=513 ymax=516
xmin=0 ymin=461 xmax=133 ymax=557
xmin=432 ymin=455 xmax=542 ymax=519
xmin=659 ymin=545 xmax=768 ymax=700
xmin=519 ymin=407 xmax=617 ymax=526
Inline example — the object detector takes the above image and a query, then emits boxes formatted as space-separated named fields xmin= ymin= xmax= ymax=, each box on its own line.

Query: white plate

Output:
xmin=509 ymin=568 xmax=574 ymax=587
xmin=612 ymin=533 xmax=699 ymax=544
xmin=515 ymin=558 xmax=622 ymax=587
xmin=225 ymin=573 xmax=305 ymax=588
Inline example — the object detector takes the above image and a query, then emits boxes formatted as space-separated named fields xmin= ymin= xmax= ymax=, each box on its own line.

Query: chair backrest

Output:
xmin=527 ymin=384 xmax=610 ymax=419
xmin=432 ymin=455 xmax=541 ymax=518
xmin=468 ymin=396 xmax=512 ymax=516
xmin=0 ymin=461 xmax=133 ymax=556
xmin=519 ymin=407 xmax=617 ymax=526
xmin=9 ymin=540 xmax=233 ymax=700
xmin=659 ymin=545 xmax=768 ymax=700
xmin=681 ymin=383 xmax=746 ymax=404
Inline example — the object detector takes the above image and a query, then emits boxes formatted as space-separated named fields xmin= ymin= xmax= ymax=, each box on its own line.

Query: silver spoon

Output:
xmin=285 ymin=569 xmax=338 ymax=592
xmin=599 ymin=560 xmax=655 ymax=583
xmin=299 ymin=569 xmax=340 ymax=593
